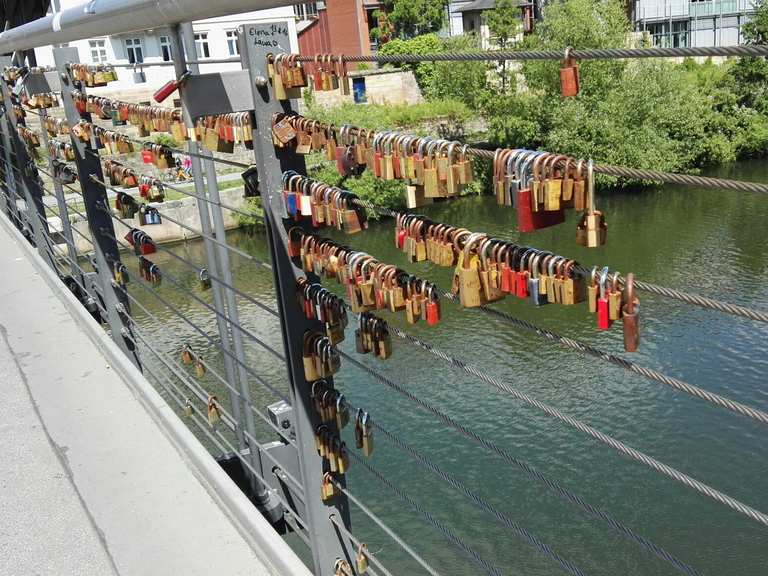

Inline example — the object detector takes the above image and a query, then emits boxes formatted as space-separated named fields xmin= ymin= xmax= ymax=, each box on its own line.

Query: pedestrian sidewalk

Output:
xmin=0 ymin=217 xmax=300 ymax=576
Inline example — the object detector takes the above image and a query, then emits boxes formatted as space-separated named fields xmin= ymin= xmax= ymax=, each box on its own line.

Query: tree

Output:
xmin=723 ymin=0 xmax=768 ymax=114
xmin=483 ymin=0 xmax=521 ymax=93
xmin=372 ymin=0 xmax=449 ymax=40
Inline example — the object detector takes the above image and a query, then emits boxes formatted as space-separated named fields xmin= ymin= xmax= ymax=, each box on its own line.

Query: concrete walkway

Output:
xmin=0 ymin=220 xmax=288 ymax=575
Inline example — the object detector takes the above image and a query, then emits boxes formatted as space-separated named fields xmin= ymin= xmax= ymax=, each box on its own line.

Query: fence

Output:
xmin=2 ymin=9 xmax=768 ymax=576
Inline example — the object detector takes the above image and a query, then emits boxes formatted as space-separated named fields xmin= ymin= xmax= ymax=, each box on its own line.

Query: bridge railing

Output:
xmin=2 ymin=7 xmax=768 ymax=576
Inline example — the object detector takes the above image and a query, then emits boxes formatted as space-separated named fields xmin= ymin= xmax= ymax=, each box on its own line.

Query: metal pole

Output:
xmin=240 ymin=24 xmax=354 ymax=576
xmin=0 ymin=88 xmax=23 ymax=230
xmin=37 ymin=106 xmax=80 ymax=277
xmin=0 ymin=0 xmax=306 ymax=53
xmin=52 ymin=46 xmax=141 ymax=369
xmin=0 ymin=61 xmax=55 ymax=269
xmin=176 ymin=21 xmax=282 ymax=523
xmin=169 ymin=24 xmax=248 ymax=447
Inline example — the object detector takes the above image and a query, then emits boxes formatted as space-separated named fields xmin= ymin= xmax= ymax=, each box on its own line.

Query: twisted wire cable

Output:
xmin=342 ymin=397 xmax=696 ymax=576
xmin=448 ymin=292 xmax=768 ymax=426
xmin=339 ymin=452 xmax=509 ymax=576
xmin=127 ymin=323 xmax=304 ymax=494
xmin=295 ymin=45 xmax=768 ymax=62
xmin=382 ymin=324 xmax=768 ymax=527
xmin=351 ymin=192 xmax=768 ymax=323
xmin=118 ymin=292 xmax=297 ymax=453
xmin=340 ymin=392 xmax=701 ymax=576
xmin=133 ymin=344 xmax=309 ymax=531
xmin=328 ymin=514 xmax=395 ymax=576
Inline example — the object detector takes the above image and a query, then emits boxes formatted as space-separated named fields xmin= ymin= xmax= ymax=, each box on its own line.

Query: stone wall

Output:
xmin=309 ymin=69 xmax=423 ymax=108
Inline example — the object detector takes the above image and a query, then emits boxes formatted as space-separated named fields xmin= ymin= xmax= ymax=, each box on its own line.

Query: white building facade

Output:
xmin=633 ymin=0 xmax=757 ymax=47
xmin=33 ymin=0 xmax=299 ymax=92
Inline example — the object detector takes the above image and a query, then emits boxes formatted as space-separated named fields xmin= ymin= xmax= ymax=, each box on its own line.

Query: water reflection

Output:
xmin=129 ymin=164 xmax=768 ymax=576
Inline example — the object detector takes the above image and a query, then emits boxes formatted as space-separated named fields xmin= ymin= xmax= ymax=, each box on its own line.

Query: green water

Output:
xmin=127 ymin=160 xmax=768 ymax=576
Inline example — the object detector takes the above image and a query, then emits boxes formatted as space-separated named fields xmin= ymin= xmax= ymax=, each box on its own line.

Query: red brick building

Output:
xmin=296 ymin=0 xmax=374 ymax=64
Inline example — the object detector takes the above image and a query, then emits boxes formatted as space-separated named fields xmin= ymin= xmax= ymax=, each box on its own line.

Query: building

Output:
xmin=32 ymin=0 xmax=299 ymax=92
xmin=296 ymin=0 xmax=374 ymax=58
xmin=632 ymin=0 xmax=755 ymax=47
xmin=457 ymin=0 xmax=531 ymax=49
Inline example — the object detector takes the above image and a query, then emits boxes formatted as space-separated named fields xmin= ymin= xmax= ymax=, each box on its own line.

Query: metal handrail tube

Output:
xmin=0 ymin=0 xmax=303 ymax=53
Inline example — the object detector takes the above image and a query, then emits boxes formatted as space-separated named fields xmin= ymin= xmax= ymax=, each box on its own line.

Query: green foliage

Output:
xmin=305 ymin=100 xmax=472 ymax=131
xmin=479 ymin=0 xmax=768 ymax=183
xmin=309 ymin=162 xmax=407 ymax=215
xmin=379 ymin=33 xmax=488 ymax=108
xmin=372 ymin=0 xmax=448 ymax=39
xmin=722 ymin=0 xmax=768 ymax=114
xmin=236 ymin=197 xmax=265 ymax=229
xmin=484 ymin=0 xmax=520 ymax=48
xmin=153 ymin=133 xmax=179 ymax=148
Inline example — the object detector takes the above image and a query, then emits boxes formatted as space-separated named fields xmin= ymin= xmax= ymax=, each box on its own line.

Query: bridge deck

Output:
xmin=0 ymin=221 xmax=277 ymax=575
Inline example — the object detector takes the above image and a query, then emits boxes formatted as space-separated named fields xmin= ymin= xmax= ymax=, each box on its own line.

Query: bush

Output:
xmin=378 ymin=33 xmax=487 ymax=109
xmin=305 ymin=100 xmax=472 ymax=131
xmin=153 ymin=133 xmax=179 ymax=148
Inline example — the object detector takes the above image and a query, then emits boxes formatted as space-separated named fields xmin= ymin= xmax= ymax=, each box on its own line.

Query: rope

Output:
xmin=291 ymin=113 xmax=768 ymax=195
xmin=347 ymin=187 xmax=768 ymax=324
xmin=295 ymin=44 xmax=768 ymax=62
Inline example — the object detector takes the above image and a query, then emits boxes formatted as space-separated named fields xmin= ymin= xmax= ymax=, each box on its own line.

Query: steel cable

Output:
xmin=342 ymin=451 xmax=511 ymax=576
xmin=342 ymin=400 xmax=631 ymax=576
xmin=351 ymin=188 xmax=768 ymax=324
xmin=449 ymin=292 xmax=768 ymax=426
xmin=127 ymin=323 xmax=304 ymax=495
xmin=118 ymin=292 xmax=297 ymax=453
xmin=328 ymin=513 xmax=395 ymax=576
xmin=132 ymin=344 xmax=309 ymax=531
xmin=295 ymin=44 xmax=768 ymax=63
xmin=382 ymin=323 xmax=768 ymax=527
xmin=340 ymin=393 xmax=701 ymax=576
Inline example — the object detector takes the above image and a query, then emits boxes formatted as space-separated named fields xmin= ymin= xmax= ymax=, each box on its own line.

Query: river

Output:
xmin=126 ymin=160 xmax=768 ymax=576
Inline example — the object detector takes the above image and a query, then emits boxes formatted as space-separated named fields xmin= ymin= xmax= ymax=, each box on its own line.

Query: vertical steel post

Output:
xmin=240 ymin=25 xmax=354 ymax=576
xmin=52 ymin=46 xmax=141 ymax=369
xmin=0 ymin=59 xmax=55 ymax=270
xmin=37 ymin=105 xmax=80 ymax=277
xmin=0 ymin=75 xmax=23 ymax=229
xmin=170 ymin=23 xmax=248 ymax=453
xmin=176 ymin=22 xmax=280 ymax=521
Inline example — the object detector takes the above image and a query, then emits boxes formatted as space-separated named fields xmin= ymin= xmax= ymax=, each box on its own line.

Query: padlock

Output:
xmin=356 ymin=544 xmax=369 ymax=574
xmin=622 ymin=273 xmax=640 ymax=352
xmin=207 ymin=396 xmax=220 ymax=427
xmin=560 ymin=47 xmax=580 ymax=97
xmin=597 ymin=267 xmax=612 ymax=330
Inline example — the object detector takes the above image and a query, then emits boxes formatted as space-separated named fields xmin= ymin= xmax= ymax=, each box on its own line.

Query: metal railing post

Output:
xmin=0 ymin=81 xmax=23 ymax=230
xmin=52 ymin=46 xmax=141 ymax=369
xmin=37 ymin=105 xmax=80 ymax=278
xmin=169 ymin=23 xmax=248 ymax=451
xmin=240 ymin=25 xmax=354 ymax=576
xmin=175 ymin=22 xmax=282 ymax=523
xmin=0 ymin=58 xmax=56 ymax=270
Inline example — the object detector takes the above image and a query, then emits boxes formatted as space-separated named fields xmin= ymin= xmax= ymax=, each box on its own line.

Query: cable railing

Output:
xmin=1 ymin=21 xmax=766 ymax=576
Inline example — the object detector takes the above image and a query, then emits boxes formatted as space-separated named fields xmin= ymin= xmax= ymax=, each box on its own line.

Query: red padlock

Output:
xmin=597 ymin=267 xmax=613 ymax=330
xmin=500 ymin=246 xmax=513 ymax=294
xmin=153 ymin=71 xmax=191 ymax=103
xmin=141 ymin=149 xmax=153 ymax=164
xmin=425 ymin=285 xmax=441 ymax=326
xmin=559 ymin=47 xmax=580 ymax=98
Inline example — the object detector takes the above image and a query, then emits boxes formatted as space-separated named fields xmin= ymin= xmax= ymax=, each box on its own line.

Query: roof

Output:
xmin=457 ymin=0 xmax=525 ymax=12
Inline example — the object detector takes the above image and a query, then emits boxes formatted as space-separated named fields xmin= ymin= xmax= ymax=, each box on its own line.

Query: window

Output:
xmin=160 ymin=35 xmax=172 ymax=62
xmin=226 ymin=30 xmax=239 ymax=56
xmin=194 ymin=32 xmax=210 ymax=59
xmin=89 ymin=39 xmax=107 ymax=63
xmin=294 ymin=2 xmax=319 ymax=20
xmin=124 ymin=37 xmax=144 ymax=64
